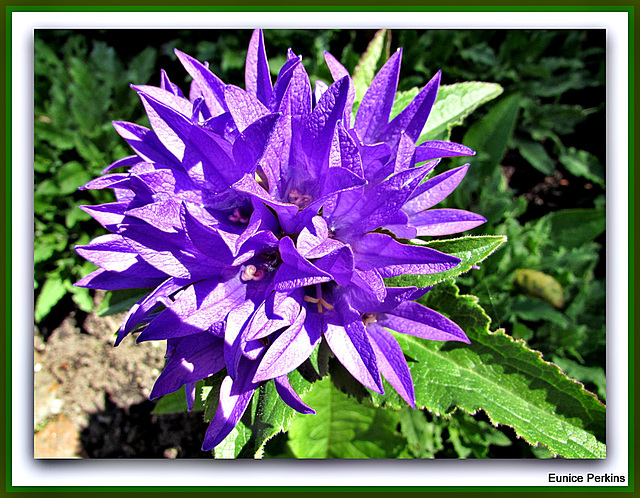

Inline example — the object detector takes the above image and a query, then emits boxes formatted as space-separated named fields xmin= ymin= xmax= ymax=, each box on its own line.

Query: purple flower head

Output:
xmin=75 ymin=30 xmax=485 ymax=451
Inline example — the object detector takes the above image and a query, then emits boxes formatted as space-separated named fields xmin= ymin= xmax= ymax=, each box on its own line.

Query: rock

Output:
xmin=34 ymin=415 xmax=82 ymax=458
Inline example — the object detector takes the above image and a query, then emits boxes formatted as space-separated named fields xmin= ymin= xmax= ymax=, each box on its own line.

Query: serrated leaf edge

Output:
xmin=402 ymin=286 xmax=606 ymax=458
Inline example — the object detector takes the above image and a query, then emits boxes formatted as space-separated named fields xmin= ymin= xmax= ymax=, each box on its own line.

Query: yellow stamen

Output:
xmin=304 ymin=295 xmax=334 ymax=314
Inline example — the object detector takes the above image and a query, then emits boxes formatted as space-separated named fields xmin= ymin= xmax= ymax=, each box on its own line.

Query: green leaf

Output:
xmin=547 ymin=209 xmax=605 ymax=248
xmin=98 ymin=288 xmax=151 ymax=317
xmin=35 ymin=179 xmax=59 ymax=196
xmin=287 ymin=377 xmax=406 ymax=458
xmin=70 ymin=285 xmax=94 ymax=313
xmin=34 ymin=119 xmax=76 ymax=150
xmin=551 ymin=356 xmax=606 ymax=402
xmin=510 ymin=296 xmax=569 ymax=328
xmin=34 ymin=233 xmax=64 ymax=264
xmin=352 ymin=29 xmax=388 ymax=102
xmin=384 ymin=235 xmax=506 ymax=289
xmin=244 ymin=367 xmax=319 ymax=457
xmin=152 ymin=382 xmax=206 ymax=414
xmin=126 ymin=46 xmax=157 ymax=86
xmin=460 ymin=92 xmax=520 ymax=174
xmin=398 ymin=407 xmax=444 ymax=458
xmin=35 ymin=273 xmax=68 ymax=323
xmin=65 ymin=207 xmax=92 ymax=229
xmin=371 ymin=280 xmax=606 ymax=459
xmin=516 ymin=139 xmax=555 ymax=175
xmin=417 ymin=82 xmax=503 ymax=142
xmin=559 ymin=147 xmax=605 ymax=186
xmin=447 ymin=411 xmax=511 ymax=458
xmin=57 ymin=161 xmax=93 ymax=195
xmin=214 ymin=424 xmax=252 ymax=459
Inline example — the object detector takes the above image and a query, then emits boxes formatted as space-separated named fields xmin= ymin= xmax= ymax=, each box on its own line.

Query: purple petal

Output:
xmin=350 ymin=268 xmax=387 ymax=302
xmin=112 ymin=121 xmax=182 ymax=171
xmin=136 ymin=93 xmax=188 ymax=161
xmin=202 ymin=368 xmax=258 ymax=451
xmin=245 ymin=29 xmax=273 ymax=107
xmin=333 ymin=163 xmax=432 ymax=238
xmin=232 ymin=112 xmax=280 ymax=172
xmin=160 ymin=69 xmax=184 ymax=98
xmin=79 ymin=203 xmax=126 ymax=231
xmin=74 ymin=267 xmax=163 ymax=290
xmin=132 ymin=84 xmax=192 ymax=117
xmin=323 ymin=51 xmax=355 ymax=125
xmin=367 ymin=323 xmax=415 ymax=407
xmin=314 ymin=80 xmax=328 ymax=105
xmin=224 ymin=84 xmax=271 ymax=132
xmin=78 ymin=174 xmax=130 ymax=190
xmin=185 ymin=381 xmax=196 ymax=411
xmin=137 ymin=93 xmax=239 ymax=192
xmin=380 ymin=71 xmax=441 ymax=148
xmin=329 ymin=121 xmax=364 ymax=177
xmin=117 ymin=276 xmax=188 ymax=345
xmin=410 ymin=209 xmax=487 ymax=236
xmin=353 ymin=232 xmax=460 ymax=278
xmin=275 ymin=60 xmax=311 ymax=123
xmin=150 ymin=332 xmax=225 ymax=399
xmin=126 ymin=199 xmax=182 ymax=233
xmin=274 ymin=374 xmax=316 ymax=414
xmin=382 ymin=301 xmax=471 ymax=343
xmin=296 ymin=216 xmax=344 ymax=259
xmin=301 ymin=76 xmax=350 ymax=178
xmin=181 ymin=203 xmax=236 ymax=263
xmin=245 ymin=290 xmax=303 ymax=341
xmin=75 ymin=234 xmax=160 ymax=275
xmin=175 ymin=49 xmax=227 ymax=116
xmin=405 ymin=164 xmax=471 ymax=214
xmin=382 ymin=223 xmax=418 ymax=240
xmin=100 ymin=155 xmax=140 ymax=174
xmin=313 ymin=246 xmax=354 ymax=287
xmin=270 ymin=56 xmax=302 ymax=111
xmin=415 ymin=141 xmax=475 ymax=163
xmin=253 ymin=306 xmax=317 ymax=381
xmin=360 ymin=141 xmax=392 ymax=187
xmin=324 ymin=309 xmax=384 ymax=394
xmin=134 ymin=167 xmax=203 ymax=204
xmin=137 ymin=276 xmax=246 ymax=342
xmin=232 ymin=174 xmax=299 ymax=234
xmin=120 ymin=224 xmax=220 ymax=280
xmin=273 ymin=237 xmax=333 ymax=291
xmin=346 ymin=285 xmax=416 ymax=314
xmin=256 ymin=112 xmax=292 ymax=198
xmin=355 ymin=49 xmax=402 ymax=143
xmin=393 ymin=132 xmax=416 ymax=173
xmin=223 ymin=299 xmax=256 ymax=379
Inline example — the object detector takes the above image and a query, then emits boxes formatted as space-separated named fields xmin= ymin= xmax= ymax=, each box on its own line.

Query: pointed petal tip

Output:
xmin=251 ymin=369 xmax=271 ymax=383
xmin=456 ymin=333 xmax=472 ymax=344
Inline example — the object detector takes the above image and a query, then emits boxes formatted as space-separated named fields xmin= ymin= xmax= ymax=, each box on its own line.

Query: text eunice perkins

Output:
xmin=548 ymin=473 xmax=626 ymax=484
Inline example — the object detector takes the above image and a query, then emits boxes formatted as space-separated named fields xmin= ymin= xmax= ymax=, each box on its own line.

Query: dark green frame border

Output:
xmin=3 ymin=2 xmax=635 ymax=495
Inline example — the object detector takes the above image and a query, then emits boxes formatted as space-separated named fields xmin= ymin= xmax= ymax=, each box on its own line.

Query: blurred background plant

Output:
xmin=34 ymin=28 xmax=605 ymax=458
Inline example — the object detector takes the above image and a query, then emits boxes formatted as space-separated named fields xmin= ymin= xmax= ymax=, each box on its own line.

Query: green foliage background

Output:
xmin=34 ymin=28 xmax=606 ymax=459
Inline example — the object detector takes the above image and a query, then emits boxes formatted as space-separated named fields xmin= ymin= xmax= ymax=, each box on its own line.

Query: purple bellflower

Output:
xmin=75 ymin=30 xmax=485 ymax=451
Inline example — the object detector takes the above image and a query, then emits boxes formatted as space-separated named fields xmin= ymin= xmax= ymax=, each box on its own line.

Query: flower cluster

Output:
xmin=75 ymin=30 xmax=485 ymax=450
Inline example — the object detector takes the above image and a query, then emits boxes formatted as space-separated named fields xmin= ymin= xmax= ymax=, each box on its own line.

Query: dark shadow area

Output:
xmin=36 ymin=293 xmax=88 ymax=342
xmin=80 ymin=394 xmax=210 ymax=458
